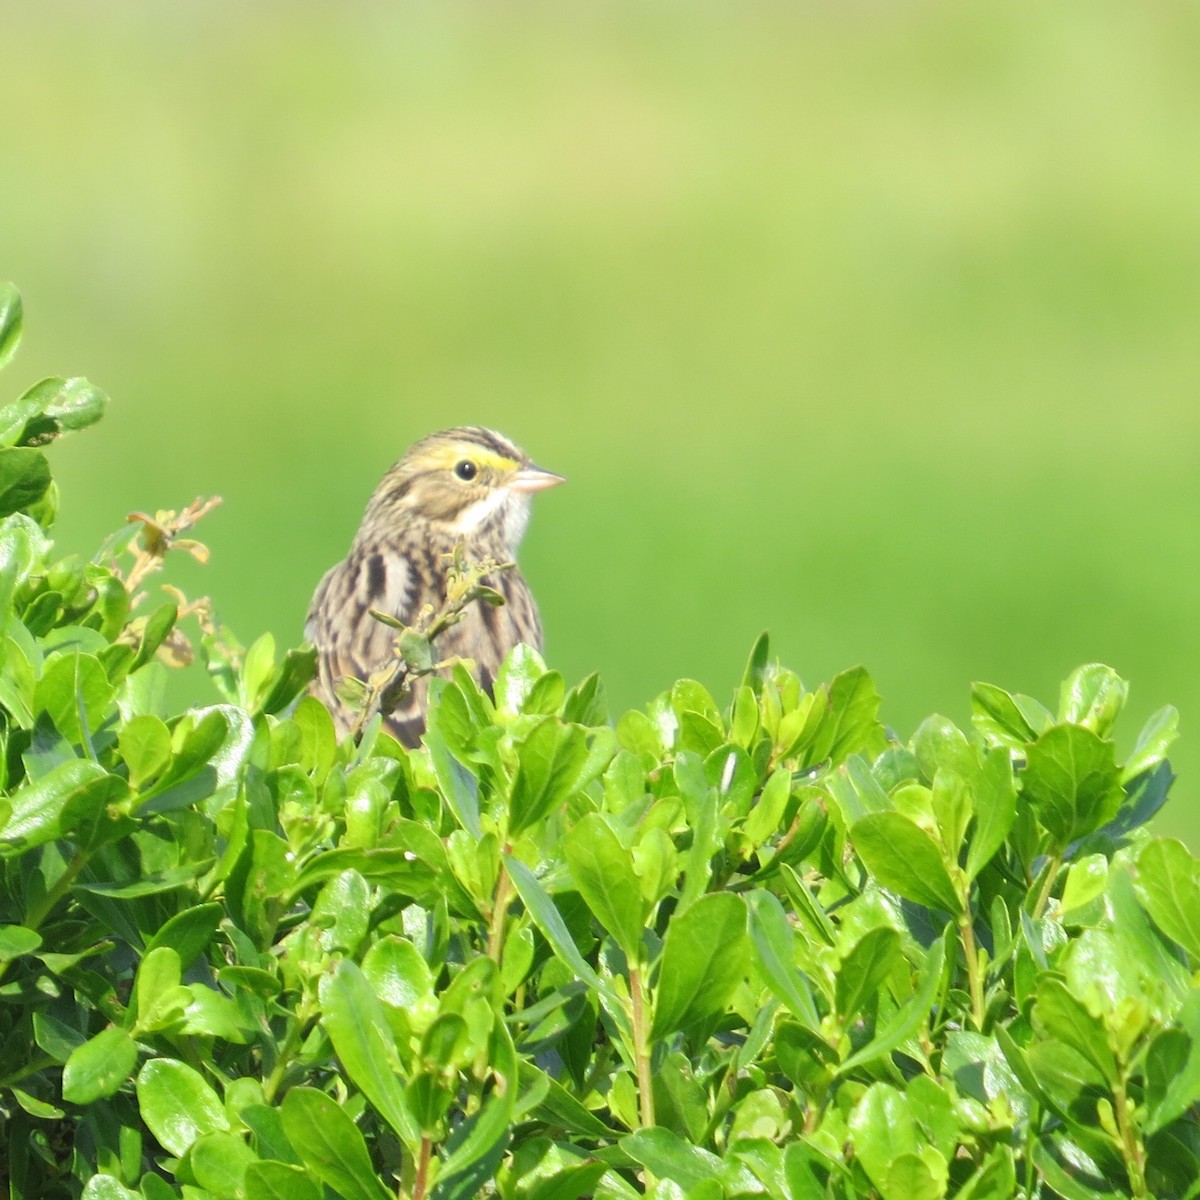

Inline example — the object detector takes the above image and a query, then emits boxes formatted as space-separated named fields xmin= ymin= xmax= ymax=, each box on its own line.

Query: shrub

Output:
xmin=1 ymin=282 xmax=1198 ymax=1200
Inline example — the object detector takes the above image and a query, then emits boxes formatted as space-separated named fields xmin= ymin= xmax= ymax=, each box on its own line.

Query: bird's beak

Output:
xmin=510 ymin=464 xmax=566 ymax=494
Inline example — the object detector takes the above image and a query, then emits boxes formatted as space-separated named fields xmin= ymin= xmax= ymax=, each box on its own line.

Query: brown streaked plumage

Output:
xmin=305 ymin=426 xmax=564 ymax=746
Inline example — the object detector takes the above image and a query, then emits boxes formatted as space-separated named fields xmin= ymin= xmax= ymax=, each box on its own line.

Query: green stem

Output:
xmin=24 ymin=848 xmax=91 ymax=932
xmin=1031 ymin=852 xmax=1063 ymax=920
xmin=1113 ymin=1076 xmax=1148 ymax=1198
xmin=410 ymin=1136 xmax=433 ymax=1200
xmin=0 ymin=1054 xmax=58 ymax=1091
xmin=263 ymin=992 xmax=317 ymax=1103
xmin=958 ymin=912 xmax=986 ymax=1030
xmin=486 ymin=861 xmax=514 ymax=964
xmin=629 ymin=965 xmax=655 ymax=1131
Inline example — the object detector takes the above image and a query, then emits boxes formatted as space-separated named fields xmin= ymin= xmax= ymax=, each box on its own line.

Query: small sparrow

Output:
xmin=305 ymin=426 xmax=563 ymax=745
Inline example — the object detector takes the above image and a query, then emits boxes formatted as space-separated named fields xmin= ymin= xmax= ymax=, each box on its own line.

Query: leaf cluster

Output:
xmin=2 ymin=283 xmax=1200 ymax=1200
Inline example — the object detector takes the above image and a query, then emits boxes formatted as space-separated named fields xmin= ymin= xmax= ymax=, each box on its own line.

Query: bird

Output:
xmin=305 ymin=426 xmax=564 ymax=746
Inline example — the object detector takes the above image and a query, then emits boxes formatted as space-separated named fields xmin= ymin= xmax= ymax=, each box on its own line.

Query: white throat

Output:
xmin=448 ymin=488 xmax=530 ymax=552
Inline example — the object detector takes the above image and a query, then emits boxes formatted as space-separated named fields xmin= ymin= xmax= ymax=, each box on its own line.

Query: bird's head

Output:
xmin=364 ymin=426 xmax=564 ymax=554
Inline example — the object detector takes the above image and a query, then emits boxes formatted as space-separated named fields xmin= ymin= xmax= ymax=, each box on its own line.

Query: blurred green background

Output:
xmin=4 ymin=2 xmax=1199 ymax=841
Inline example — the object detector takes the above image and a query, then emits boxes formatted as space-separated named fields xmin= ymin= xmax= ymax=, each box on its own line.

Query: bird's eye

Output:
xmin=454 ymin=460 xmax=478 ymax=482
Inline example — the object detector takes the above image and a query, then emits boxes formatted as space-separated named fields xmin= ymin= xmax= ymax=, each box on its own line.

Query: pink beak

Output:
xmin=510 ymin=465 xmax=566 ymax=494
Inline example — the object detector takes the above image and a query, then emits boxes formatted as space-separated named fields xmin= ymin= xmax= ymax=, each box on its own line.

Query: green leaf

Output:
xmin=425 ymin=726 xmax=482 ymax=839
xmin=850 ymin=811 xmax=961 ymax=913
xmin=849 ymin=1083 xmax=948 ymax=1200
xmin=310 ymin=868 xmax=371 ymax=955
xmin=970 ymin=681 xmax=1051 ymax=750
xmin=280 ymin=1088 xmax=392 ymax=1200
xmin=62 ymin=1026 xmax=139 ymax=1104
xmin=0 ymin=759 xmax=116 ymax=851
xmin=316 ymin=958 xmax=416 ymax=1130
xmin=810 ymin=666 xmax=887 ymax=765
xmin=118 ymin=714 xmax=173 ymax=789
xmin=434 ymin=1016 xmax=519 ymax=1198
xmin=362 ymin=934 xmax=436 ymax=1012
xmin=912 ymin=714 xmax=976 ymax=785
xmin=0 ymin=923 xmax=41 ymax=959
xmin=6 ymin=376 xmax=108 ymax=445
xmin=564 ymin=813 xmax=646 ymax=960
xmin=510 ymin=717 xmax=592 ymax=836
xmin=240 ymin=1104 xmax=302 ymax=1165
xmin=81 ymin=1178 xmax=140 ymax=1200
xmin=1059 ymin=663 xmax=1127 ymax=736
xmin=675 ymin=750 xmax=721 ymax=914
xmin=651 ymin=892 xmax=749 ymax=1041
xmin=145 ymin=902 xmax=223 ymax=970
xmin=745 ymin=889 xmax=820 ymax=1029
xmin=244 ymin=1163 xmax=322 ymax=1200
xmin=0 ymin=282 xmax=22 ymax=372
xmin=1144 ymin=992 xmax=1200 ymax=1134
xmin=494 ymin=643 xmax=548 ymax=714
xmin=189 ymin=1131 xmax=259 ymax=1197
xmin=835 ymin=926 xmax=902 ymax=1022
xmin=1122 ymin=704 xmax=1179 ymax=783
xmin=622 ymin=1128 xmax=751 ymax=1194
xmin=1021 ymin=723 xmax=1122 ymax=848
xmin=0 ymin=446 xmax=51 ymax=518
xmin=259 ymin=644 xmax=318 ymax=715
xmin=964 ymin=747 xmax=1017 ymax=882
xmin=36 ymin=650 xmax=117 ymax=743
xmin=137 ymin=1058 xmax=229 ymax=1156
xmin=1133 ymin=837 xmax=1200 ymax=961
xmin=741 ymin=631 xmax=771 ymax=693
xmin=504 ymin=856 xmax=614 ymax=1004
xmin=838 ymin=932 xmax=948 ymax=1075
xmin=1032 ymin=976 xmax=1116 ymax=1084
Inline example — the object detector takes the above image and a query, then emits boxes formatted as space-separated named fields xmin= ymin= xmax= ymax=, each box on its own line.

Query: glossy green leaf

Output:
xmin=1122 ymin=704 xmax=1180 ymax=783
xmin=145 ymin=902 xmax=223 ymax=969
xmin=510 ymin=717 xmax=592 ymax=835
xmin=964 ymin=747 xmax=1017 ymax=881
xmin=746 ymin=889 xmax=820 ymax=1028
xmin=62 ymin=1026 xmax=139 ymax=1104
xmin=1032 ymin=976 xmax=1116 ymax=1083
xmin=118 ymin=714 xmax=172 ymax=789
xmin=310 ymin=868 xmax=370 ymax=954
xmin=851 ymin=811 xmax=961 ymax=913
xmin=318 ymin=959 xmax=419 ymax=1150
xmin=0 ymin=282 xmax=22 ymax=372
xmin=244 ymin=1162 xmax=322 ymax=1200
xmin=0 ymin=759 xmax=114 ymax=851
xmin=1144 ymin=994 xmax=1200 ymax=1134
xmin=1059 ymin=663 xmax=1127 ymax=736
xmin=189 ymin=1130 xmax=258 ymax=1198
xmin=81 ymin=1178 xmax=140 ymax=1200
xmin=564 ymin=812 xmax=646 ymax=959
xmin=651 ymin=892 xmax=749 ymax=1040
xmin=504 ymin=856 xmax=613 ymax=1002
xmin=970 ymin=681 xmax=1052 ymax=749
xmin=1021 ymin=723 xmax=1123 ymax=848
xmin=279 ymin=1087 xmax=392 ymax=1200
xmin=0 ymin=923 xmax=41 ymax=958
xmin=1134 ymin=837 xmax=1200 ymax=961
xmin=0 ymin=447 xmax=50 ymax=517
xmin=675 ymin=750 xmax=721 ymax=913
xmin=622 ymin=1127 xmax=759 ymax=1194
xmin=434 ymin=1015 xmax=519 ymax=1198
xmin=838 ymin=932 xmax=948 ymax=1075
xmin=425 ymin=726 xmax=482 ymax=839
xmin=835 ymin=926 xmax=902 ymax=1022
xmin=849 ymin=1083 xmax=948 ymax=1200
xmin=137 ymin=1058 xmax=229 ymax=1156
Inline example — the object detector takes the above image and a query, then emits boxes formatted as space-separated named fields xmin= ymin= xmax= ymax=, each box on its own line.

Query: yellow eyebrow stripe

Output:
xmin=425 ymin=444 xmax=518 ymax=472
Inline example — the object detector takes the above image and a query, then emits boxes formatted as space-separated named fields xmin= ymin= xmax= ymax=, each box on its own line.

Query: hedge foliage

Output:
xmin=2 ymin=282 xmax=1200 ymax=1200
